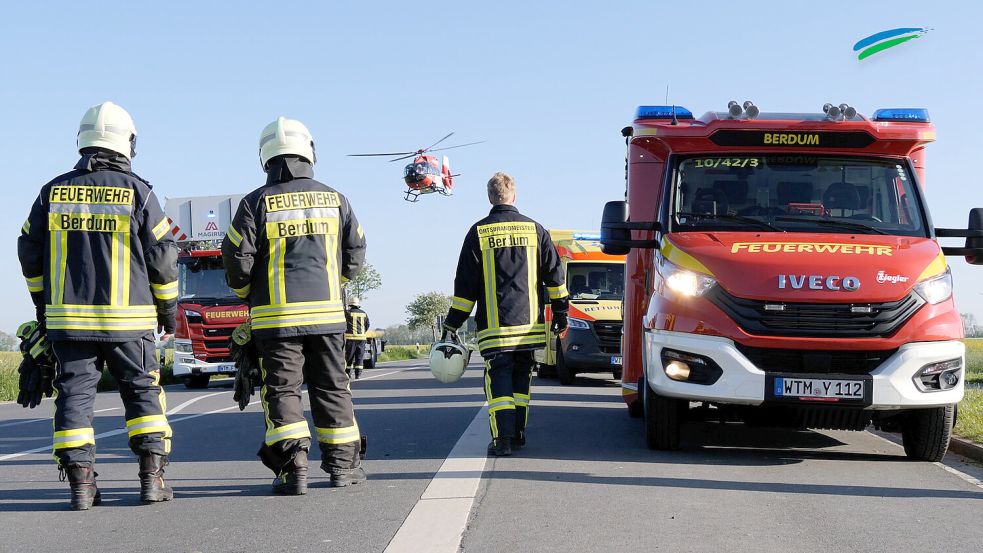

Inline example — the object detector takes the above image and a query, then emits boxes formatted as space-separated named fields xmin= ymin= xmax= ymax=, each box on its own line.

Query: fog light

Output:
xmin=660 ymin=348 xmax=723 ymax=385
xmin=570 ymin=344 xmax=581 ymax=351
xmin=665 ymin=360 xmax=691 ymax=381
xmin=914 ymin=358 xmax=963 ymax=392
xmin=942 ymin=371 xmax=960 ymax=389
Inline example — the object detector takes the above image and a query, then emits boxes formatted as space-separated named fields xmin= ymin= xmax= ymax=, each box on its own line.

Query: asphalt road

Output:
xmin=1 ymin=356 xmax=982 ymax=553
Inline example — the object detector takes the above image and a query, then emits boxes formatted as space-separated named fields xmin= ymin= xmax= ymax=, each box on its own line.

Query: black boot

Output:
xmin=513 ymin=430 xmax=526 ymax=450
xmin=272 ymin=448 xmax=309 ymax=495
xmin=138 ymin=454 xmax=174 ymax=504
xmin=62 ymin=464 xmax=101 ymax=511
xmin=354 ymin=368 xmax=362 ymax=380
xmin=487 ymin=437 xmax=513 ymax=457
xmin=329 ymin=466 xmax=367 ymax=488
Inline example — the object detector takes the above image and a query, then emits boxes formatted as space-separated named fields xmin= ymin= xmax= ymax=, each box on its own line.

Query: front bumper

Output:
xmin=562 ymin=328 xmax=622 ymax=372
xmin=172 ymin=352 xmax=237 ymax=378
xmin=643 ymin=330 xmax=965 ymax=409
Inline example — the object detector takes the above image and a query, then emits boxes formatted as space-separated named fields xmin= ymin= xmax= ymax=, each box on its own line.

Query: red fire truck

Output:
xmin=600 ymin=103 xmax=982 ymax=460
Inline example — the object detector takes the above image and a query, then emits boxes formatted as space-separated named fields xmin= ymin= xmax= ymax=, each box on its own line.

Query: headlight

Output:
xmin=568 ymin=317 xmax=591 ymax=330
xmin=174 ymin=340 xmax=193 ymax=353
xmin=660 ymin=260 xmax=717 ymax=297
xmin=914 ymin=269 xmax=952 ymax=305
xmin=184 ymin=309 xmax=200 ymax=317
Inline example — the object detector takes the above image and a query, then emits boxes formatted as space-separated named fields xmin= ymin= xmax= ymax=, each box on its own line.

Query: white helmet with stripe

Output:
xmin=429 ymin=331 xmax=469 ymax=384
xmin=77 ymin=101 xmax=137 ymax=159
xmin=259 ymin=116 xmax=316 ymax=169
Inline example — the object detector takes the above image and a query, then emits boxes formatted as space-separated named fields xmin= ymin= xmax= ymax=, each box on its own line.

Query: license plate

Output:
xmin=217 ymin=364 xmax=237 ymax=373
xmin=774 ymin=377 xmax=864 ymax=401
xmin=611 ymin=356 xmax=622 ymax=365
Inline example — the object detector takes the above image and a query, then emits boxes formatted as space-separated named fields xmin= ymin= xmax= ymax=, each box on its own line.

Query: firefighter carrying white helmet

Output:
xmin=259 ymin=116 xmax=316 ymax=169
xmin=77 ymin=101 xmax=138 ymax=159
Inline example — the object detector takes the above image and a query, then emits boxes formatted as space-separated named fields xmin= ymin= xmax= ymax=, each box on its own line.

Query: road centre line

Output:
xmin=0 ymin=365 xmax=416 ymax=463
xmin=384 ymin=404 xmax=489 ymax=553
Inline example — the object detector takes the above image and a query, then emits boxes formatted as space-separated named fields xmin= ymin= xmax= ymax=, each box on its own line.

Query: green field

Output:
xmin=377 ymin=344 xmax=428 ymax=363
xmin=965 ymin=338 xmax=983 ymax=386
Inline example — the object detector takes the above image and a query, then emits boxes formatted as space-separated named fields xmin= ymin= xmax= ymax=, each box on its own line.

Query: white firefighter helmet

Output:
xmin=259 ymin=116 xmax=316 ymax=169
xmin=348 ymin=296 xmax=361 ymax=307
xmin=429 ymin=332 xmax=469 ymax=384
xmin=77 ymin=101 xmax=137 ymax=159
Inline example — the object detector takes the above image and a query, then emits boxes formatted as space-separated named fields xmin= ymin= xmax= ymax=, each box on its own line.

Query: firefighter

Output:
xmin=222 ymin=116 xmax=367 ymax=494
xmin=442 ymin=172 xmax=569 ymax=456
xmin=17 ymin=101 xmax=178 ymax=510
xmin=344 ymin=297 xmax=370 ymax=379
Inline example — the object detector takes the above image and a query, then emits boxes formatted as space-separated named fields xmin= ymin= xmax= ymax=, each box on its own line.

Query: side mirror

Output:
xmin=381 ymin=340 xmax=387 ymax=352
xmin=599 ymin=200 xmax=661 ymax=254
xmin=937 ymin=207 xmax=983 ymax=265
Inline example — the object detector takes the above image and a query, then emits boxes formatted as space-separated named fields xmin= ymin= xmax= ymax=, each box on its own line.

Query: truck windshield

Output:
xmin=567 ymin=263 xmax=624 ymax=300
xmin=179 ymin=257 xmax=238 ymax=302
xmin=671 ymin=155 xmax=927 ymax=236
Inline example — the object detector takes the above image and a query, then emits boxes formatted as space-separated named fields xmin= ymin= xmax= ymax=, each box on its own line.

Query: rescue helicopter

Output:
xmin=348 ymin=132 xmax=484 ymax=202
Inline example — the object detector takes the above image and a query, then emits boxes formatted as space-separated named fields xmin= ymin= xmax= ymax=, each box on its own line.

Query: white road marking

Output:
xmin=867 ymin=430 xmax=983 ymax=490
xmin=0 ymin=417 xmax=48 ymax=429
xmin=93 ymin=407 xmax=120 ymax=413
xmin=167 ymin=391 xmax=229 ymax=415
xmin=384 ymin=405 xmax=489 ymax=553
xmin=0 ymin=365 xmax=419 ymax=462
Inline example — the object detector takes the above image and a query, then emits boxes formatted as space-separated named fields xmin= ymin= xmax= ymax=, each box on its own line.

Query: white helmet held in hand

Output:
xmin=429 ymin=331 xmax=469 ymax=384
xmin=259 ymin=116 xmax=316 ymax=169
xmin=77 ymin=101 xmax=138 ymax=159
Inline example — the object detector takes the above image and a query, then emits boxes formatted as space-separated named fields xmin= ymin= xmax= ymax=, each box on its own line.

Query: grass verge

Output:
xmin=964 ymin=338 xmax=982 ymax=386
xmin=377 ymin=344 xmax=428 ymax=363
xmin=955 ymin=389 xmax=983 ymax=444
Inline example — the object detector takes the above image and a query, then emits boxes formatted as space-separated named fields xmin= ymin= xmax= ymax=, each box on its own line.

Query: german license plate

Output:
xmin=217 ymin=364 xmax=237 ymax=373
xmin=611 ymin=356 xmax=622 ymax=365
xmin=774 ymin=377 xmax=864 ymax=401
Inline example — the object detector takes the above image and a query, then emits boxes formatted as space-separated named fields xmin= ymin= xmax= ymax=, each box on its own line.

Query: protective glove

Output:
xmin=552 ymin=311 xmax=568 ymax=334
xmin=230 ymin=322 xmax=261 ymax=411
xmin=16 ymin=321 xmax=56 ymax=409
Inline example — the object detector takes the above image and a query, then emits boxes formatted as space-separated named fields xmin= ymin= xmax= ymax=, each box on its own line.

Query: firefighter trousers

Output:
xmin=483 ymin=350 xmax=535 ymax=440
xmin=345 ymin=339 xmax=366 ymax=370
xmin=256 ymin=333 xmax=361 ymax=475
xmin=51 ymin=335 xmax=171 ymax=467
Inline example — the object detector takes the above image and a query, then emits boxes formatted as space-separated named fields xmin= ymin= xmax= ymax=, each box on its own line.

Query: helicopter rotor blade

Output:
xmin=347 ymin=152 xmax=416 ymax=157
xmin=421 ymin=132 xmax=455 ymax=153
xmin=429 ymin=140 xmax=487 ymax=153
xmin=388 ymin=153 xmax=420 ymax=162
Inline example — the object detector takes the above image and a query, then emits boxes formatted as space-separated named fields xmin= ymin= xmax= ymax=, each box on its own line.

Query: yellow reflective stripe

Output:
xmin=326 ymin=233 xmax=339 ymax=302
xmin=514 ymin=392 xmax=530 ymax=407
xmin=51 ymin=230 xmax=68 ymax=305
xmin=46 ymin=319 xmax=157 ymax=331
xmin=259 ymin=357 xmax=273 ymax=433
xmin=25 ymin=275 xmax=43 ymax=293
xmin=109 ymin=231 xmax=131 ymax=305
xmin=482 ymin=249 xmax=498 ymax=328
xmin=479 ymin=335 xmax=546 ymax=350
xmin=356 ymin=224 xmax=364 ymax=239
xmin=527 ymin=245 xmax=537 ymax=323
xmin=547 ymin=284 xmax=568 ymax=300
xmin=265 ymin=421 xmax=311 ymax=445
xmin=227 ymin=225 xmax=243 ymax=247
xmin=46 ymin=304 xmax=157 ymax=317
xmin=251 ymin=313 xmax=346 ymax=330
xmin=267 ymin=239 xmax=287 ymax=305
xmin=316 ymin=424 xmax=360 ymax=444
xmin=251 ymin=301 xmax=343 ymax=317
xmin=151 ymin=217 xmax=170 ymax=241
xmin=151 ymin=280 xmax=178 ymax=300
xmin=232 ymin=283 xmax=250 ymax=298
xmin=451 ymin=296 xmax=475 ymax=313
xmin=478 ymin=324 xmax=546 ymax=340
xmin=662 ymin=237 xmax=713 ymax=276
xmin=483 ymin=360 xmax=497 ymax=439
xmin=21 ymin=219 xmax=30 ymax=234
xmin=917 ymin=252 xmax=948 ymax=282
xmin=53 ymin=427 xmax=96 ymax=449
xmin=126 ymin=414 xmax=171 ymax=438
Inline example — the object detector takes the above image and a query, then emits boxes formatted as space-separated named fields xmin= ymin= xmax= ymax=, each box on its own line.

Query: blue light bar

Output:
xmin=573 ymin=233 xmax=601 ymax=241
xmin=635 ymin=105 xmax=694 ymax=120
xmin=872 ymin=108 xmax=930 ymax=123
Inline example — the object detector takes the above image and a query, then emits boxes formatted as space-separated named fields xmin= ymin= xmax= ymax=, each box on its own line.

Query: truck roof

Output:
xmin=631 ymin=106 xmax=935 ymax=157
xmin=550 ymin=229 xmax=624 ymax=262
xmin=164 ymin=195 xmax=245 ymax=243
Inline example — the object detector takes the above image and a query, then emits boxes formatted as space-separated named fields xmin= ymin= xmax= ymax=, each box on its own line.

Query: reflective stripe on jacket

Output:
xmin=345 ymin=307 xmax=370 ymax=340
xmin=17 ymin=151 xmax=178 ymax=341
xmin=221 ymin=157 xmax=366 ymax=338
xmin=444 ymin=205 xmax=568 ymax=356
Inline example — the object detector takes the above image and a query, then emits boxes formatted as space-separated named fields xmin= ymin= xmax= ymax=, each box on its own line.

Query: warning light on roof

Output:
xmin=573 ymin=233 xmax=602 ymax=241
xmin=872 ymin=108 xmax=930 ymax=123
xmin=635 ymin=106 xmax=694 ymax=120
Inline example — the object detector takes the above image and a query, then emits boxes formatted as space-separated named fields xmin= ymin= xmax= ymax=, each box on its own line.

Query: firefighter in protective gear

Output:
xmin=442 ymin=172 xmax=569 ymax=457
xmin=17 ymin=101 xmax=178 ymax=510
xmin=344 ymin=296 xmax=370 ymax=379
xmin=222 ymin=116 xmax=368 ymax=493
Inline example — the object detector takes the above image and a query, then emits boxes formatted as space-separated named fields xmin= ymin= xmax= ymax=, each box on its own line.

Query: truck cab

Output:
xmin=536 ymin=231 xmax=626 ymax=384
xmin=601 ymin=103 xmax=983 ymax=461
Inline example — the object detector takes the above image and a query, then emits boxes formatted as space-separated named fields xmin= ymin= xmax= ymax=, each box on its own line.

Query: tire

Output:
xmin=556 ymin=341 xmax=576 ymax=385
xmin=184 ymin=375 xmax=210 ymax=389
xmin=612 ymin=368 xmax=623 ymax=382
xmin=644 ymin=382 xmax=682 ymax=450
xmin=627 ymin=376 xmax=644 ymax=419
xmin=901 ymin=405 xmax=954 ymax=462
xmin=364 ymin=342 xmax=376 ymax=369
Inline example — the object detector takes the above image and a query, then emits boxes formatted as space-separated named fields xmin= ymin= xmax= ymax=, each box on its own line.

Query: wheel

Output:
xmin=612 ymin=367 xmax=623 ymax=381
xmin=901 ymin=405 xmax=954 ymax=461
xmin=556 ymin=341 xmax=576 ymax=385
xmin=627 ymin=377 xmax=644 ymax=419
xmin=364 ymin=343 xmax=376 ymax=369
xmin=183 ymin=374 xmax=210 ymax=389
xmin=643 ymin=381 xmax=682 ymax=450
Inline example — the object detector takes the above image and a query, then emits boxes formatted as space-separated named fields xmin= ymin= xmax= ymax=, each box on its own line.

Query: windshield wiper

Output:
xmin=676 ymin=212 xmax=785 ymax=232
xmin=773 ymin=216 xmax=887 ymax=235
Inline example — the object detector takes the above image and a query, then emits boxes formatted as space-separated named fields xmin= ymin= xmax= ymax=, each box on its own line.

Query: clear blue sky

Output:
xmin=2 ymin=1 xmax=981 ymax=331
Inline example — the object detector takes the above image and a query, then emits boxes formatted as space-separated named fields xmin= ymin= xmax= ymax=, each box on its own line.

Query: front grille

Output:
xmin=593 ymin=321 xmax=622 ymax=354
xmin=737 ymin=345 xmax=897 ymax=375
xmin=708 ymin=287 xmax=924 ymax=338
xmin=203 ymin=327 xmax=235 ymax=338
